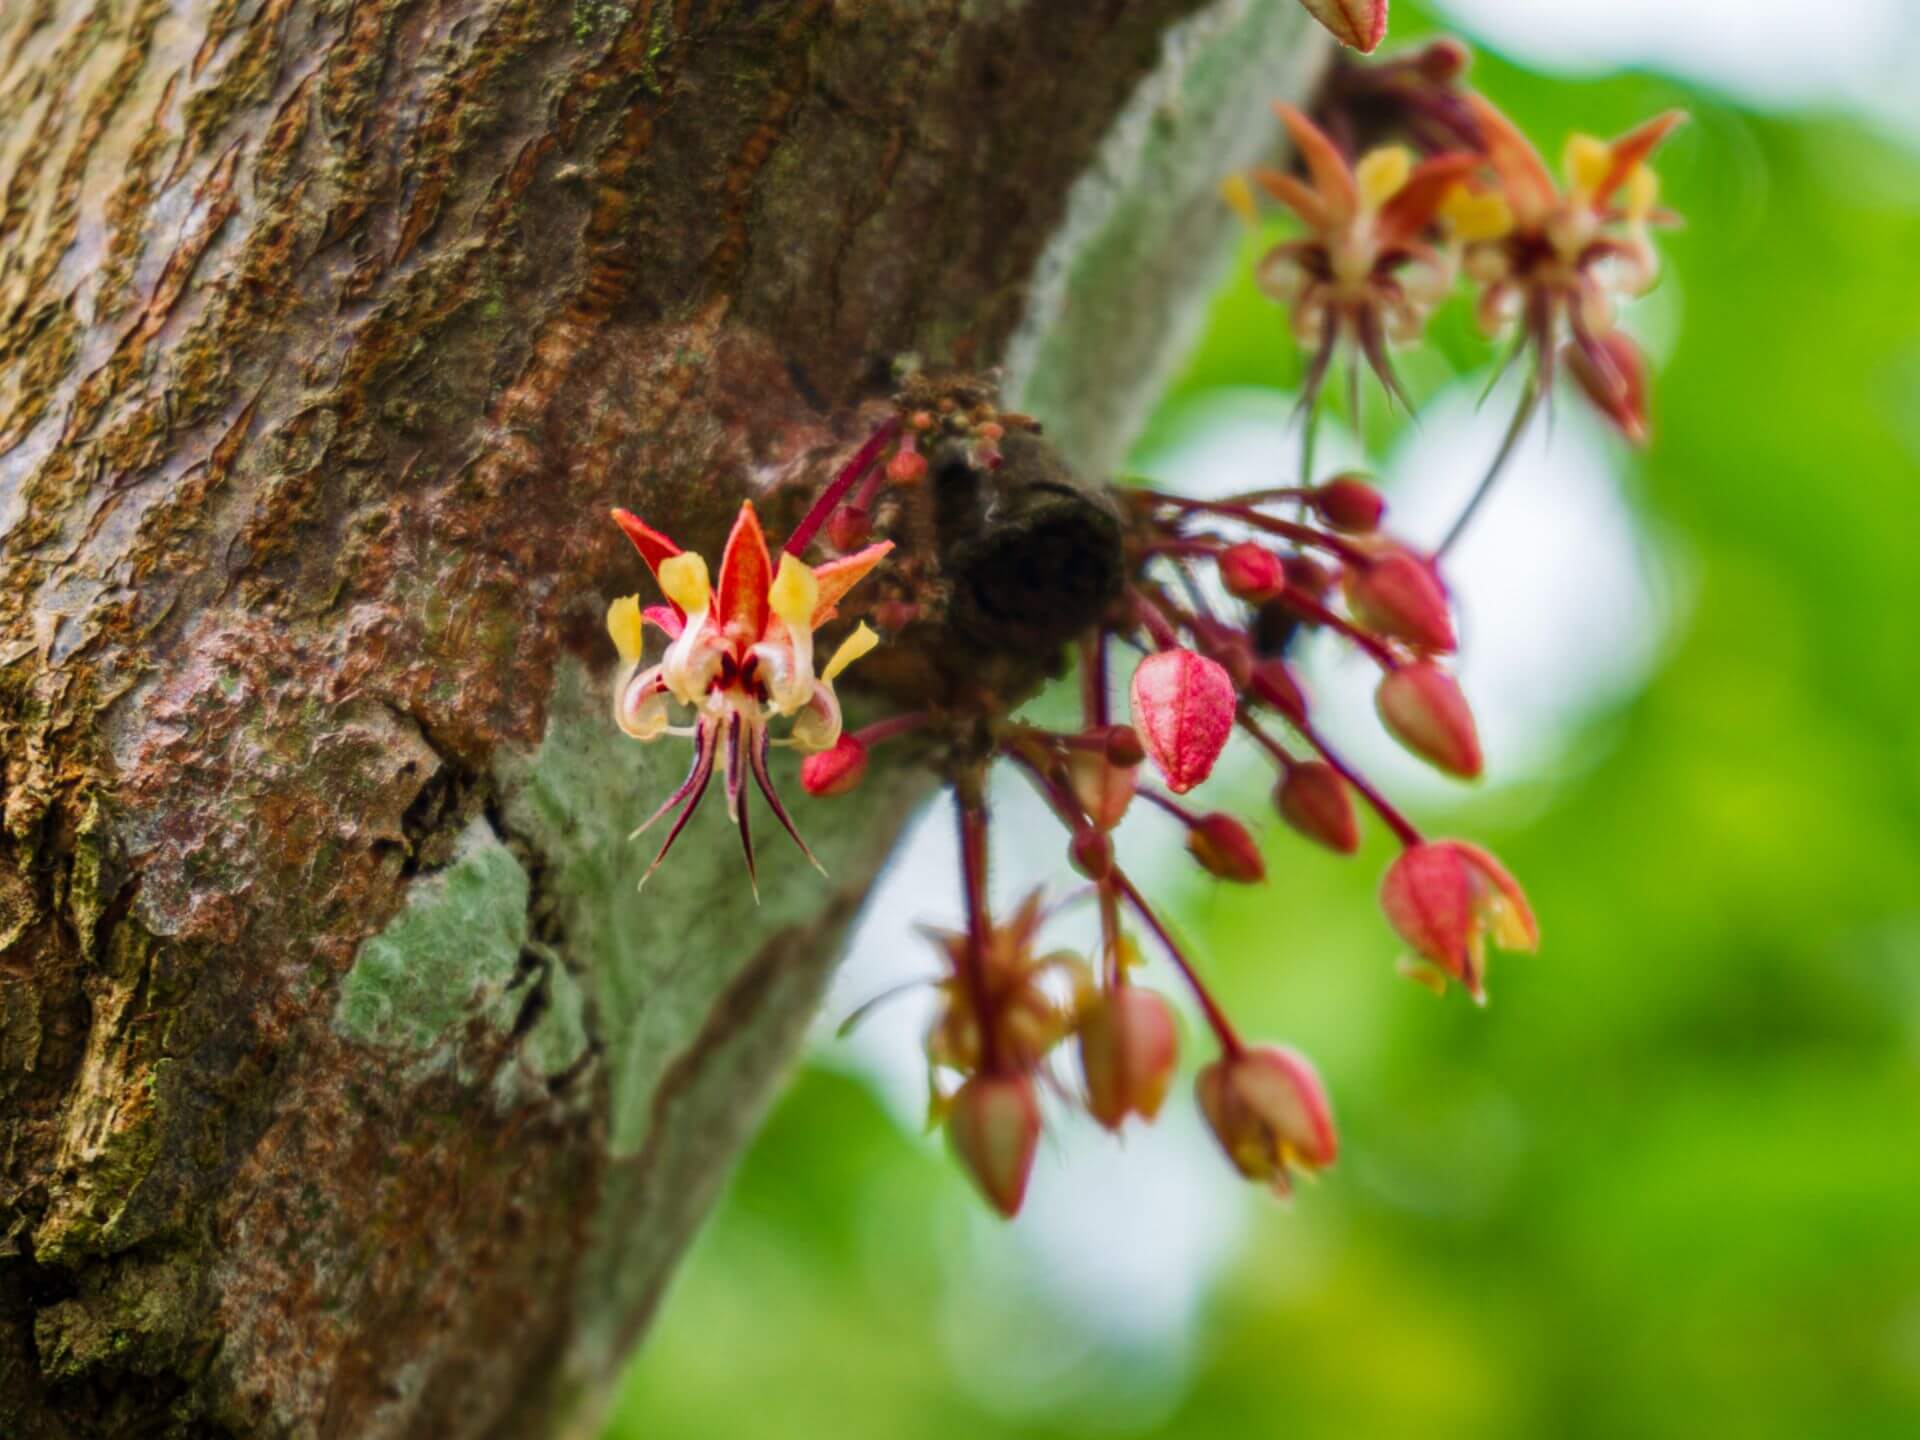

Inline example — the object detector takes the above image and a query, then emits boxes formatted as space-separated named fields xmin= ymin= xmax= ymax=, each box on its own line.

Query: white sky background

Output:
xmin=1435 ymin=0 xmax=1920 ymax=137
xmin=806 ymin=0 xmax=1920 ymax=1411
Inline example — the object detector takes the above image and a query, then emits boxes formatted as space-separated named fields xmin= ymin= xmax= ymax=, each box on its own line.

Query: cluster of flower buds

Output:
xmin=597 ymin=41 xmax=1682 ymax=1219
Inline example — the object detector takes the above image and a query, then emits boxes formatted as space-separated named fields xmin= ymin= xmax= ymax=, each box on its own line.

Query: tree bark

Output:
xmin=0 ymin=1 xmax=1323 ymax=1435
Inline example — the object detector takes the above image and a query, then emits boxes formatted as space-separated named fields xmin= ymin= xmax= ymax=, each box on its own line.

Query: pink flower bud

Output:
xmin=826 ymin=504 xmax=872 ymax=552
xmin=799 ymin=735 xmax=868 ymax=797
xmin=1379 ymin=840 xmax=1538 ymax=1001
xmin=1345 ymin=550 xmax=1456 ymax=652
xmin=1276 ymin=762 xmax=1359 ymax=854
xmin=1069 ymin=827 xmax=1114 ymax=880
xmin=1218 ymin=542 xmax=1287 ymax=602
xmin=1249 ymin=659 xmax=1309 ymax=725
xmin=947 ymin=1073 xmax=1042 ymax=1218
xmin=1566 ymin=330 xmax=1650 ymax=445
xmin=1130 ymin=649 xmax=1236 ymax=795
xmin=1067 ymin=750 xmax=1137 ymax=830
xmin=1197 ymin=1045 xmax=1337 ymax=1194
xmin=1187 ymin=812 xmax=1266 ymax=884
xmin=1376 ymin=664 xmax=1482 ymax=779
xmin=1078 ymin=986 xmax=1179 ymax=1130
xmin=1313 ymin=474 xmax=1385 ymax=532
xmin=1298 ymin=0 xmax=1389 ymax=53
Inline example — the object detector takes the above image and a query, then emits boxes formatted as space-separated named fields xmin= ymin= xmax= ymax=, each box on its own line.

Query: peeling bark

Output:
xmin=0 ymin=1 xmax=1324 ymax=1435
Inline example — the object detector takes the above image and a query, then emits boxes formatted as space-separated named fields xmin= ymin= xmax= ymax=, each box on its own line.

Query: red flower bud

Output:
xmin=947 ymin=1073 xmax=1042 ymax=1218
xmin=1284 ymin=554 xmax=1335 ymax=603
xmin=1078 ymin=986 xmax=1179 ymax=1130
xmin=1218 ymin=542 xmax=1287 ymax=602
xmin=826 ymin=504 xmax=872 ymax=552
xmin=1276 ymin=762 xmax=1359 ymax=854
xmin=1298 ymin=0 xmax=1388 ymax=53
xmin=799 ymin=734 xmax=869 ymax=797
xmin=1187 ymin=812 xmax=1266 ymax=884
xmin=1313 ymin=474 xmax=1385 ymax=532
xmin=1130 ymin=649 xmax=1236 ymax=795
xmin=1069 ymin=827 xmax=1114 ymax=880
xmin=1248 ymin=659 xmax=1309 ymax=725
xmin=1379 ymin=840 xmax=1538 ymax=1001
xmin=1375 ymin=663 xmax=1482 ymax=779
xmin=1415 ymin=36 xmax=1469 ymax=82
xmin=886 ymin=438 xmax=927 ymax=484
xmin=1566 ymin=330 xmax=1650 ymax=445
xmin=1103 ymin=724 xmax=1145 ymax=768
xmin=1067 ymin=750 xmax=1137 ymax=830
xmin=1197 ymin=1045 xmax=1337 ymax=1194
xmin=1345 ymin=550 xmax=1456 ymax=652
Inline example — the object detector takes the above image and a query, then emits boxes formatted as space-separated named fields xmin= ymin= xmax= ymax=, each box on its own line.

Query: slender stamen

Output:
xmin=749 ymin=723 xmax=826 ymax=875
xmin=631 ymin=718 xmax=720 ymax=840
xmin=638 ymin=724 xmax=720 ymax=888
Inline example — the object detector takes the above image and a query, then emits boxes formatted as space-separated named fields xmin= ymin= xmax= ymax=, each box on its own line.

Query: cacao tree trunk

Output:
xmin=0 ymin=1 xmax=1323 ymax=1434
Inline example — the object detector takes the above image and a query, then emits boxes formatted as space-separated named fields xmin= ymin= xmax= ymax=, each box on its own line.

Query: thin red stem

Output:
xmin=1280 ymin=591 xmax=1400 ymax=670
xmin=1136 ymin=786 xmax=1200 ymax=828
xmin=1135 ymin=492 xmax=1369 ymax=565
xmin=1130 ymin=590 xmax=1183 ymax=650
xmin=784 ymin=415 xmax=902 ymax=556
xmin=1110 ymin=868 xmax=1242 ymax=1056
xmin=851 ymin=710 xmax=929 ymax=748
xmin=1244 ymin=710 xmax=1423 ymax=847
xmin=954 ymin=787 xmax=1003 ymax=1074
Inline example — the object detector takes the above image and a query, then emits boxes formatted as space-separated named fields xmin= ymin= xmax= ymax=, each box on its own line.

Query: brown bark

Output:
xmin=0 ymin=1 xmax=1322 ymax=1435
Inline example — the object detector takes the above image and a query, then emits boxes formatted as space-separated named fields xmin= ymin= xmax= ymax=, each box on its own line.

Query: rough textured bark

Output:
xmin=0 ymin=1 xmax=1322 ymax=1435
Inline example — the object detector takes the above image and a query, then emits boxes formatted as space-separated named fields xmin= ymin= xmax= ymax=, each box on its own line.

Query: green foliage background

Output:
xmin=606 ymin=9 xmax=1920 ymax=1436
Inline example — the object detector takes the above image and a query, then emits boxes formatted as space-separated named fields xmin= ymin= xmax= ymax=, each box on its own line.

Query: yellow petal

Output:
xmin=1219 ymin=173 xmax=1259 ymax=229
xmin=768 ymin=551 xmax=820 ymax=629
xmin=1355 ymin=145 xmax=1412 ymax=210
xmin=1625 ymin=162 xmax=1659 ymax=220
xmin=1564 ymin=133 xmax=1612 ymax=197
xmin=820 ymin=622 xmax=878 ymax=683
xmin=606 ymin=594 xmax=645 ymax=664
xmin=1441 ymin=184 xmax=1514 ymax=242
xmin=657 ymin=552 xmax=710 ymax=616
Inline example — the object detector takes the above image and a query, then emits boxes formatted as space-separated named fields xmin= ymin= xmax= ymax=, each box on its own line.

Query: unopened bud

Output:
xmin=1284 ymin=553 xmax=1335 ymax=603
xmin=1218 ymin=542 xmax=1287 ymax=602
xmin=1103 ymin=724 xmax=1145 ymax=768
xmin=1197 ymin=1045 xmax=1337 ymax=1195
xmin=1248 ymin=659 xmax=1309 ymax=725
xmin=1416 ymin=36 xmax=1470 ymax=82
xmin=1276 ymin=762 xmax=1359 ymax=854
xmin=826 ymin=504 xmax=871 ymax=552
xmin=1078 ymin=987 xmax=1179 ymax=1130
xmin=1130 ymin=649 xmax=1237 ymax=795
xmin=1069 ymin=827 xmax=1114 ymax=880
xmin=886 ymin=437 xmax=927 ymax=484
xmin=947 ymin=1073 xmax=1042 ymax=1218
xmin=1068 ymin=750 xmax=1137 ymax=830
xmin=1344 ymin=550 xmax=1456 ymax=652
xmin=1187 ymin=812 xmax=1266 ymax=883
xmin=1298 ymin=0 xmax=1388 ymax=53
xmin=799 ymin=734 xmax=869 ymax=797
xmin=1313 ymin=474 xmax=1385 ymax=532
xmin=1376 ymin=663 xmax=1482 ymax=779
